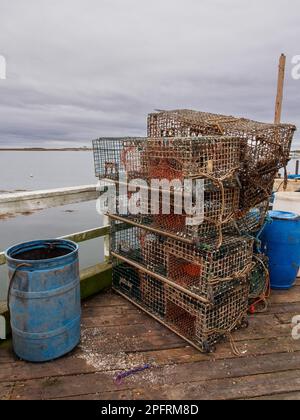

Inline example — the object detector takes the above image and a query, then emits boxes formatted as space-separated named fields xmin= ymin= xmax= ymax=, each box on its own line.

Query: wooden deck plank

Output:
xmin=2 ymin=352 xmax=300 ymax=400
xmin=1 ymin=333 xmax=300 ymax=384
xmin=132 ymin=369 xmax=300 ymax=400
xmin=1 ymin=289 xmax=300 ymax=400
xmin=248 ymin=391 xmax=300 ymax=400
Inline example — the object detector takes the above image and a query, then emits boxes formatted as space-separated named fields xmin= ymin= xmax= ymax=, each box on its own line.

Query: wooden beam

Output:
xmin=0 ymin=185 xmax=98 ymax=216
xmin=58 ymin=225 xmax=110 ymax=244
xmin=274 ymin=53 xmax=286 ymax=124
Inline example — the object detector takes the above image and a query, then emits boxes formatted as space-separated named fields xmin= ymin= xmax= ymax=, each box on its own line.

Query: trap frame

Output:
xmin=147 ymin=110 xmax=295 ymax=172
xmin=112 ymin=258 xmax=249 ymax=353
xmin=110 ymin=217 xmax=254 ymax=302
xmin=147 ymin=109 xmax=296 ymax=210
xmin=107 ymin=178 xmax=240 ymax=248
xmin=145 ymin=136 xmax=243 ymax=181
xmin=92 ymin=135 xmax=244 ymax=183
xmin=93 ymin=137 xmax=147 ymax=181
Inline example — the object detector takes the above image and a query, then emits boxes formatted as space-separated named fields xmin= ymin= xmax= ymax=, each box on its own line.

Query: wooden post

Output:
xmin=274 ymin=53 xmax=286 ymax=124
xmin=296 ymin=160 xmax=299 ymax=176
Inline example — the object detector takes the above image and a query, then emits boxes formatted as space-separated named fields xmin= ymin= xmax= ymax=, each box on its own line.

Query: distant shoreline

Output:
xmin=0 ymin=148 xmax=92 ymax=152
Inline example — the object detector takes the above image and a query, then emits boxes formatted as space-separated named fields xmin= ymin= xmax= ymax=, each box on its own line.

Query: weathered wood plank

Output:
xmin=133 ymin=369 xmax=300 ymax=400
xmin=0 ymin=185 xmax=98 ymax=216
xmin=59 ymin=226 xmax=110 ymax=244
xmin=270 ymin=287 xmax=300 ymax=304
xmin=248 ymin=391 xmax=300 ymax=400
xmin=53 ymin=390 xmax=134 ymax=400
xmin=3 ymin=353 xmax=300 ymax=400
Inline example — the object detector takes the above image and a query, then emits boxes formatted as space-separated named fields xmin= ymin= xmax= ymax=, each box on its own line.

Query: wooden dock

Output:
xmin=1 ymin=280 xmax=300 ymax=400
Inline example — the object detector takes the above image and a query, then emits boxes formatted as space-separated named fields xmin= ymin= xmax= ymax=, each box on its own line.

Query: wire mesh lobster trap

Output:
xmin=112 ymin=259 xmax=249 ymax=353
xmin=145 ymin=136 xmax=243 ymax=180
xmin=109 ymin=178 xmax=240 ymax=247
xmin=147 ymin=110 xmax=296 ymax=210
xmin=92 ymin=137 xmax=147 ymax=181
xmin=238 ymin=169 xmax=278 ymax=210
xmin=110 ymin=218 xmax=253 ymax=302
xmin=147 ymin=110 xmax=295 ymax=172
xmin=165 ymin=235 xmax=254 ymax=302
xmin=232 ymin=200 xmax=269 ymax=236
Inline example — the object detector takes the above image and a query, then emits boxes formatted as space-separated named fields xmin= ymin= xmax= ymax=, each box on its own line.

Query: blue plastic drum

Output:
xmin=5 ymin=239 xmax=81 ymax=362
xmin=260 ymin=211 xmax=300 ymax=290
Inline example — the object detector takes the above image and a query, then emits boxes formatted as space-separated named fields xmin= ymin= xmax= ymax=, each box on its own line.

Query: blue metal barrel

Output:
xmin=5 ymin=239 xmax=81 ymax=362
xmin=260 ymin=211 xmax=300 ymax=290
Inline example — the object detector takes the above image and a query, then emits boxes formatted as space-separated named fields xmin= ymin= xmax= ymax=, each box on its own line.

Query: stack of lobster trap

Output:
xmin=93 ymin=109 xmax=296 ymax=353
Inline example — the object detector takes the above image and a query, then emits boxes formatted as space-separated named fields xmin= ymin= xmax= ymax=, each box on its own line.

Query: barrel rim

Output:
xmin=268 ymin=210 xmax=300 ymax=221
xmin=4 ymin=239 xmax=79 ymax=264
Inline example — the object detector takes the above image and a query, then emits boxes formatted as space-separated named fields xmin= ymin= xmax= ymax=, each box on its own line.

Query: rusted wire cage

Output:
xmin=233 ymin=200 xmax=269 ymax=236
xmin=93 ymin=135 xmax=243 ymax=183
xmin=165 ymin=235 xmax=253 ymax=302
xmin=147 ymin=110 xmax=295 ymax=172
xmin=110 ymin=219 xmax=253 ymax=302
xmin=239 ymin=169 xmax=278 ymax=209
xmin=147 ymin=110 xmax=296 ymax=209
xmin=92 ymin=137 xmax=147 ymax=181
xmin=145 ymin=136 xmax=243 ymax=180
xmin=112 ymin=259 xmax=249 ymax=353
xmin=106 ymin=178 xmax=240 ymax=248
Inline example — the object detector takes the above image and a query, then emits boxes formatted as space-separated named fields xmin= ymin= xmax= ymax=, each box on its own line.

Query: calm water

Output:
xmin=0 ymin=151 xmax=95 ymax=192
xmin=0 ymin=151 xmax=102 ymax=301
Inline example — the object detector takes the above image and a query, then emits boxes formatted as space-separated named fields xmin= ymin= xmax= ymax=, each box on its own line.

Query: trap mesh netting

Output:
xmin=147 ymin=109 xmax=296 ymax=209
xmin=107 ymin=184 xmax=267 ymax=248
xmin=92 ymin=136 xmax=244 ymax=182
xmin=145 ymin=136 xmax=243 ymax=180
xmin=249 ymin=254 xmax=270 ymax=300
xmin=147 ymin=109 xmax=295 ymax=171
xmin=110 ymin=218 xmax=253 ymax=302
xmin=93 ymin=138 xmax=147 ymax=181
xmin=112 ymin=259 xmax=249 ymax=353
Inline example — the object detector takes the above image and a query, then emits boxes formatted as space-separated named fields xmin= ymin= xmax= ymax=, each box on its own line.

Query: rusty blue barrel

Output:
xmin=5 ymin=239 xmax=81 ymax=362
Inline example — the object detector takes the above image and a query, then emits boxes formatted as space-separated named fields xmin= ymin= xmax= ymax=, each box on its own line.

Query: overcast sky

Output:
xmin=0 ymin=0 xmax=299 ymax=147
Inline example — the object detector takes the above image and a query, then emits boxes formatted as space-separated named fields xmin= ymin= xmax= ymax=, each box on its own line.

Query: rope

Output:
xmin=204 ymin=310 xmax=247 ymax=357
xmin=248 ymin=255 xmax=271 ymax=314
xmin=209 ymin=262 xmax=255 ymax=286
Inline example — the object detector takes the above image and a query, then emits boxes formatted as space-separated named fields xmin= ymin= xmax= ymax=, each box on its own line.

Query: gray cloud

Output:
xmin=0 ymin=0 xmax=299 ymax=147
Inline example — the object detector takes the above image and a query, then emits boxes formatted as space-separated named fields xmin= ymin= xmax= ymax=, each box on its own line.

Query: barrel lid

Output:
xmin=269 ymin=210 xmax=299 ymax=220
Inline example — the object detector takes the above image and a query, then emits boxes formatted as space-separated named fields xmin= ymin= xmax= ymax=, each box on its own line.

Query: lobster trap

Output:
xmin=239 ymin=169 xmax=278 ymax=210
xmin=110 ymin=218 xmax=254 ymax=302
xmin=147 ymin=110 xmax=296 ymax=210
xmin=145 ymin=136 xmax=243 ymax=180
xmin=112 ymin=259 xmax=249 ymax=353
xmin=92 ymin=137 xmax=147 ymax=181
xmin=165 ymin=235 xmax=253 ymax=302
xmin=233 ymin=200 xmax=269 ymax=236
xmin=108 ymin=178 xmax=240 ymax=247
xmin=147 ymin=110 xmax=295 ymax=173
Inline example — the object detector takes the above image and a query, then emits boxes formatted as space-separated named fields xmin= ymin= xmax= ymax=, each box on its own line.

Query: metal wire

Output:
xmin=110 ymin=219 xmax=253 ymax=302
xmin=147 ymin=110 xmax=296 ymax=210
xmin=112 ymin=258 xmax=249 ymax=353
